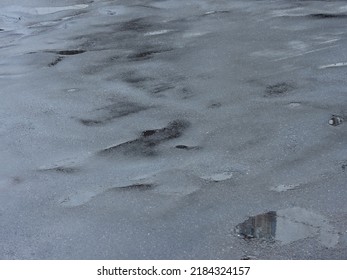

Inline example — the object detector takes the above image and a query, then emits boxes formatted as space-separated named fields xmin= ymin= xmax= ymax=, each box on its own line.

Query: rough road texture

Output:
xmin=0 ymin=0 xmax=346 ymax=259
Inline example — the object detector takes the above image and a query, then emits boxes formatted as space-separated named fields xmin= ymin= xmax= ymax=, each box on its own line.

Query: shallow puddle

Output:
xmin=235 ymin=207 xmax=339 ymax=248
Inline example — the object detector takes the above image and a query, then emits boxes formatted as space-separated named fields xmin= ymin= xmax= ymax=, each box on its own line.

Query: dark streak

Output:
xmin=151 ymin=84 xmax=175 ymax=94
xmin=98 ymin=119 xmax=190 ymax=157
xmin=118 ymin=184 xmax=155 ymax=191
xmin=175 ymin=145 xmax=201 ymax=150
xmin=208 ymin=102 xmax=222 ymax=109
xmin=56 ymin=50 xmax=86 ymax=55
xmin=39 ymin=166 xmax=80 ymax=174
xmin=175 ymin=145 xmax=190 ymax=149
xmin=79 ymin=119 xmax=102 ymax=126
xmin=127 ymin=48 xmax=173 ymax=61
xmin=48 ymin=56 xmax=64 ymax=67
xmin=308 ymin=13 xmax=347 ymax=19
xmin=131 ymin=4 xmax=161 ymax=10
xmin=142 ymin=130 xmax=157 ymax=137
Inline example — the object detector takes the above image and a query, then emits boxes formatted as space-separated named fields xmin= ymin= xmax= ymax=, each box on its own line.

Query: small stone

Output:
xmin=329 ymin=115 xmax=343 ymax=126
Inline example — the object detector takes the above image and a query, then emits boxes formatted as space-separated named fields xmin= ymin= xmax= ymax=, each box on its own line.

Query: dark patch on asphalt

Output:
xmin=79 ymin=119 xmax=102 ymax=126
xmin=12 ymin=177 xmax=22 ymax=184
xmin=131 ymin=4 xmax=161 ymax=10
xmin=127 ymin=48 xmax=173 ymax=61
xmin=142 ymin=129 xmax=157 ymax=137
xmin=141 ymin=120 xmax=190 ymax=141
xmin=265 ymin=82 xmax=295 ymax=97
xmin=79 ymin=101 xmax=150 ymax=126
xmin=122 ymin=71 xmax=155 ymax=86
xmin=127 ymin=50 xmax=159 ymax=60
xmin=208 ymin=102 xmax=222 ymax=109
xmin=39 ymin=166 xmax=80 ymax=174
xmin=308 ymin=13 xmax=347 ymax=19
xmin=175 ymin=145 xmax=200 ymax=150
xmin=117 ymin=183 xmax=155 ymax=191
xmin=48 ymin=56 xmax=64 ymax=67
xmin=175 ymin=145 xmax=190 ymax=149
xmin=56 ymin=50 xmax=86 ymax=55
xmin=152 ymin=84 xmax=175 ymax=93
xmin=98 ymin=119 xmax=190 ymax=157
xmin=179 ymin=87 xmax=195 ymax=99
xmin=119 ymin=18 xmax=152 ymax=32
xmin=151 ymin=84 xmax=175 ymax=96
xmin=240 ymin=255 xmax=256 ymax=260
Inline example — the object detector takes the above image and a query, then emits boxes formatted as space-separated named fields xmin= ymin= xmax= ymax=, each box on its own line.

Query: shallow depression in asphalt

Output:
xmin=235 ymin=207 xmax=339 ymax=248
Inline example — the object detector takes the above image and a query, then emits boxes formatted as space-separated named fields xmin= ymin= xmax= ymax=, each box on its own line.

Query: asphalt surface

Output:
xmin=0 ymin=0 xmax=346 ymax=259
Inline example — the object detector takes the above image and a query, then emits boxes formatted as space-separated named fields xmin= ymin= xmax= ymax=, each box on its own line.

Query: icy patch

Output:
xmin=286 ymin=102 xmax=302 ymax=109
xmin=35 ymin=5 xmax=89 ymax=15
xmin=288 ymin=41 xmax=308 ymax=51
xmin=203 ymin=11 xmax=229 ymax=16
xmin=318 ymin=62 xmax=347 ymax=69
xmin=251 ymin=49 xmax=289 ymax=59
xmin=144 ymin=30 xmax=173 ymax=36
xmin=59 ymin=189 xmax=100 ymax=207
xmin=137 ymin=170 xmax=201 ymax=196
xmin=38 ymin=154 xmax=91 ymax=172
xmin=182 ymin=31 xmax=208 ymax=38
xmin=270 ymin=184 xmax=300 ymax=192
xmin=271 ymin=8 xmax=307 ymax=18
xmin=200 ymin=171 xmax=233 ymax=182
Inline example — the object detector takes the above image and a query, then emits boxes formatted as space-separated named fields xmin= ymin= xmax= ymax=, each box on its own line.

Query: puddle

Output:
xmin=235 ymin=207 xmax=339 ymax=248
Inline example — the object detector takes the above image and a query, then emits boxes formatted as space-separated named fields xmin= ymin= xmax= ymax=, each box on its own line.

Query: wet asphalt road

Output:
xmin=0 ymin=0 xmax=346 ymax=259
